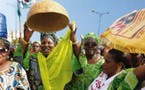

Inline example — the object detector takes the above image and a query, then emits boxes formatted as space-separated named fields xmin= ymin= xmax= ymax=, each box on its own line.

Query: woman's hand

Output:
xmin=69 ymin=22 xmax=77 ymax=43
xmin=24 ymin=23 xmax=34 ymax=42
xmin=69 ymin=21 xmax=81 ymax=58
xmin=69 ymin=21 xmax=77 ymax=33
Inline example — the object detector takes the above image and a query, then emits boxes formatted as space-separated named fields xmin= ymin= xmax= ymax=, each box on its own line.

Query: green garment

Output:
xmin=108 ymin=68 xmax=138 ymax=90
xmin=14 ymin=43 xmax=32 ymax=70
xmin=65 ymin=55 xmax=104 ymax=90
xmin=71 ymin=54 xmax=83 ymax=76
xmin=13 ymin=43 xmax=24 ymax=57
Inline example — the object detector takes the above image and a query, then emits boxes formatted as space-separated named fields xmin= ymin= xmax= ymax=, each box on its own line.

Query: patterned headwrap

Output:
xmin=84 ymin=32 xmax=100 ymax=44
xmin=0 ymin=37 xmax=10 ymax=49
xmin=40 ymin=32 xmax=59 ymax=45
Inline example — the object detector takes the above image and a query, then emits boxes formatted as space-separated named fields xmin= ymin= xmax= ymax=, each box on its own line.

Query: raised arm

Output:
xmin=21 ymin=23 xmax=34 ymax=52
xmin=69 ymin=23 xmax=81 ymax=59
xmin=13 ymin=23 xmax=34 ymax=66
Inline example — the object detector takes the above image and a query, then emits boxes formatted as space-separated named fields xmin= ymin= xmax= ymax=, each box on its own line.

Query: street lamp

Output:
xmin=92 ymin=10 xmax=109 ymax=36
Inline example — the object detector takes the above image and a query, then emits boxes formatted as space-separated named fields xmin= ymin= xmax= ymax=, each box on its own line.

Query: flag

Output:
xmin=17 ymin=6 xmax=21 ymax=17
xmin=18 ymin=0 xmax=36 ymax=9
xmin=17 ymin=0 xmax=36 ymax=39
xmin=17 ymin=0 xmax=36 ymax=21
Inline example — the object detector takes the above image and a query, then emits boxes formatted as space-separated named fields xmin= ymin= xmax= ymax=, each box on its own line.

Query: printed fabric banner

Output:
xmin=101 ymin=8 xmax=145 ymax=53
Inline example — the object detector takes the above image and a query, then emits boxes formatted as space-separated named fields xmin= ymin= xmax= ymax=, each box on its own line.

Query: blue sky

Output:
xmin=0 ymin=0 xmax=145 ymax=42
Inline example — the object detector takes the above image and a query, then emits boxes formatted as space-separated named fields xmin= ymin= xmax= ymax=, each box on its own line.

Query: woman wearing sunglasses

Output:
xmin=65 ymin=25 xmax=105 ymax=90
xmin=0 ymin=38 xmax=30 ymax=90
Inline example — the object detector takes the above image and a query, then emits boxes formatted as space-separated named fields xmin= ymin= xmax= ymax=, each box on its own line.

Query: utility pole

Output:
xmin=92 ymin=10 xmax=109 ymax=36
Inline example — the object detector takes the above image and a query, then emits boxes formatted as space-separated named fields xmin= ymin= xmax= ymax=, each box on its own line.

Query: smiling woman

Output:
xmin=14 ymin=22 xmax=77 ymax=90
xmin=88 ymin=49 xmax=132 ymax=90
xmin=88 ymin=48 xmax=145 ymax=90
xmin=65 ymin=25 xmax=105 ymax=90
xmin=0 ymin=38 xmax=30 ymax=90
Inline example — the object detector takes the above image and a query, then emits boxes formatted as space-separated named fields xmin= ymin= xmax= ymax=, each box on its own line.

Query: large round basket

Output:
xmin=26 ymin=0 xmax=69 ymax=32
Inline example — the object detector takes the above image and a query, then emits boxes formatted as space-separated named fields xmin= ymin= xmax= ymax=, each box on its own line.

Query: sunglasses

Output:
xmin=84 ymin=43 xmax=98 ymax=47
xmin=0 ymin=48 xmax=8 ymax=53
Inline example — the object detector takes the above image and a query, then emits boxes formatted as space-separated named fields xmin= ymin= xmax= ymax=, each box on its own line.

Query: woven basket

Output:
xmin=26 ymin=0 xmax=69 ymax=32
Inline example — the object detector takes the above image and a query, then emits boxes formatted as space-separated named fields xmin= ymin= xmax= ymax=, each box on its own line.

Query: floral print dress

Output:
xmin=0 ymin=62 xmax=30 ymax=90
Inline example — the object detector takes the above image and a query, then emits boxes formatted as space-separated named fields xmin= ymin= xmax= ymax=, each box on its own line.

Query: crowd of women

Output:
xmin=1 ymin=21 xmax=145 ymax=90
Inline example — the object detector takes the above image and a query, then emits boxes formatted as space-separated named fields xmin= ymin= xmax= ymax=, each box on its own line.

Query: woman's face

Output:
xmin=0 ymin=45 xmax=9 ymax=64
xmin=40 ymin=38 xmax=55 ymax=57
xmin=103 ymin=52 xmax=122 ymax=78
xmin=84 ymin=38 xmax=98 ymax=56
xmin=31 ymin=42 xmax=40 ymax=53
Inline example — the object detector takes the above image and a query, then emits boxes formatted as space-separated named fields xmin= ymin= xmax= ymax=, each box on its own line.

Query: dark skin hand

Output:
xmin=69 ymin=23 xmax=77 ymax=42
xmin=22 ymin=23 xmax=34 ymax=52
xmin=23 ymin=23 xmax=34 ymax=42
xmin=69 ymin=23 xmax=81 ymax=59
